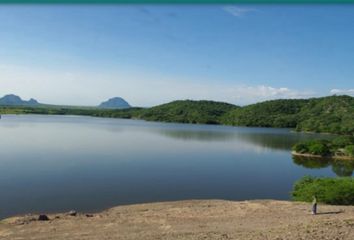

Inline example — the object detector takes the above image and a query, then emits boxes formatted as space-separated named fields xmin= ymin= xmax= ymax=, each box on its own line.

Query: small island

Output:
xmin=292 ymin=136 xmax=354 ymax=160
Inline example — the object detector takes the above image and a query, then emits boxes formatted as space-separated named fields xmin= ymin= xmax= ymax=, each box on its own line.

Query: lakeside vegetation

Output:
xmin=292 ymin=136 xmax=354 ymax=159
xmin=1 ymin=95 xmax=353 ymax=135
xmin=0 ymin=105 xmax=143 ymax=118
xmin=292 ymin=176 xmax=354 ymax=205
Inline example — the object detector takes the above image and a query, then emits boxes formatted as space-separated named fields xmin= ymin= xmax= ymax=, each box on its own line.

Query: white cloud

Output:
xmin=222 ymin=6 xmax=257 ymax=18
xmin=196 ymin=84 xmax=315 ymax=106
xmin=0 ymin=63 xmax=316 ymax=107
xmin=330 ymin=89 xmax=354 ymax=96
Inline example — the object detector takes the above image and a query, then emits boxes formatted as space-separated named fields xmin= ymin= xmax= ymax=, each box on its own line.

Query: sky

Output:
xmin=0 ymin=4 xmax=353 ymax=107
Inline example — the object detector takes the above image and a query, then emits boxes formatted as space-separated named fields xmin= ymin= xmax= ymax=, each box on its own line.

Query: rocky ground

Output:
xmin=1 ymin=200 xmax=353 ymax=240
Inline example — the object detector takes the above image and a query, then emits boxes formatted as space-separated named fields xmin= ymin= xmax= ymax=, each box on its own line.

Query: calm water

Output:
xmin=0 ymin=115 xmax=351 ymax=219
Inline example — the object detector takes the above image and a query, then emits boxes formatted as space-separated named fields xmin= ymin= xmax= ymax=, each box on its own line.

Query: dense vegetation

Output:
xmin=222 ymin=95 xmax=354 ymax=135
xmin=295 ymin=95 xmax=354 ymax=135
xmin=292 ymin=136 xmax=354 ymax=158
xmin=1 ymin=95 xmax=353 ymax=135
xmin=0 ymin=100 xmax=237 ymax=124
xmin=222 ymin=99 xmax=307 ymax=128
xmin=292 ymin=176 xmax=354 ymax=205
xmin=0 ymin=105 xmax=142 ymax=119
xmin=138 ymin=100 xmax=238 ymax=124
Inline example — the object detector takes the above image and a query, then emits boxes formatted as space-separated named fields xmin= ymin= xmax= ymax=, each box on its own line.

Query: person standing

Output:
xmin=312 ymin=195 xmax=317 ymax=215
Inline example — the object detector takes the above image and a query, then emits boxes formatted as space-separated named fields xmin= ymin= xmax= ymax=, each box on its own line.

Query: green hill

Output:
xmin=222 ymin=95 xmax=354 ymax=135
xmin=138 ymin=100 xmax=239 ymax=124
xmin=222 ymin=99 xmax=308 ymax=128
xmin=295 ymin=95 xmax=354 ymax=135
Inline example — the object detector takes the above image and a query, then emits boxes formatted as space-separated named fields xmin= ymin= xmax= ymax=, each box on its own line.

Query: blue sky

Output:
xmin=0 ymin=4 xmax=353 ymax=106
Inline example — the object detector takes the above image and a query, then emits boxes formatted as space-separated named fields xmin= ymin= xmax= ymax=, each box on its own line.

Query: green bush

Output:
xmin=292 ymin=142 xmax=309 ymax=153
xmin=292 ymin=176 xmax=354 ymax=205
xmin=308 ymin=142 xmax=330 ymax=155
xmin=292 ymin=138 xmax=354 ymax=158
xmin=332 ymin=136 xmax=354 ymax=148
xmin=293 ymin=139 xmax=331 ymax=156
xmin=345 ymin=145 xmax=354 ymax=157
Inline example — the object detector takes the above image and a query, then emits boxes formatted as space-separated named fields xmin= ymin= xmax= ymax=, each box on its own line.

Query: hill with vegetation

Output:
xmin=221 ymin=95 xmax=354 ymax=135
xmin=221 ymin=99 xmax=308 ymax=128
xmin=294 ymin=95 xmax=354 ymax=135
xmin=137 ymin=100 xmax=239 ymax=124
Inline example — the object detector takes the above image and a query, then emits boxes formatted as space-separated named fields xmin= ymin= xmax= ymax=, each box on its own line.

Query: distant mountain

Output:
xmin=98 ymin=97 xmax=131 ymax=109
xmin=0 ymin=94 xmax=40 ymax=106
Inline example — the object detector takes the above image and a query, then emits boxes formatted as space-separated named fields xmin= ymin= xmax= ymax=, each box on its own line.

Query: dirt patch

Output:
xmin=1 ymin=200 xmax=353 ymax=240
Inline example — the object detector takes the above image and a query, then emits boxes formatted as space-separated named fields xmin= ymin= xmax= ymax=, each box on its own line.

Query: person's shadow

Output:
xmin=316 ymin=210 xmax=343 ymax=215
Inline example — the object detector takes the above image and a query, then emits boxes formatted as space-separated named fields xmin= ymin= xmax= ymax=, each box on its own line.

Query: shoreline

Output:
xmin=2 ymin=112 xmax=354 ymax=138
xmin=0 ymin=113 xmax=350 ymax=137
xmin=292 ymin=151 xmax=354 ymax=160
xmin=1 ymin=199 xmax=353 ymax=240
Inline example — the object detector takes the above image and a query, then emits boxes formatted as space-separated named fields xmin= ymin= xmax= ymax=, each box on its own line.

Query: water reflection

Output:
xmin=331 ymin=160 xmax=354 ymax=177
xmin=293 ymin=156 xmax=354 ymax=176
xmin=156 ymin=129 xmax=236 ymax=142
xmin=155 ymin=128 xmax=332 ymax=151
xmin=237 ymin=133 xmax=315 ymax=151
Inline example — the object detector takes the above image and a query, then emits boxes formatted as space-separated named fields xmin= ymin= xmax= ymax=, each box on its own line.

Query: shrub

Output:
xmin=332 ymin=136 xmax=354 ymax=148
xmin=292 ymin=142 xmax=309 ymax=153
xmin=308 ymin=142 xmax=330 ymax=155
xmin=345 ymin=145 xmax=354 ymax=157
xmin=292 ymin=138 xmax=354 ymax=157
xmin=292 ymin=176 xmax=354 ymax=205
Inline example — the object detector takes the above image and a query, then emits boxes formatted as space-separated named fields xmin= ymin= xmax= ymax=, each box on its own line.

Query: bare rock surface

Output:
xmin=1 ymin=200 xmax=353 ymax=240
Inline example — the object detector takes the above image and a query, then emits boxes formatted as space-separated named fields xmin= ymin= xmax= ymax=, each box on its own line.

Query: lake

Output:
xmin=0 ymin=115 xmax=351 ymax=219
